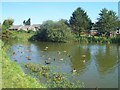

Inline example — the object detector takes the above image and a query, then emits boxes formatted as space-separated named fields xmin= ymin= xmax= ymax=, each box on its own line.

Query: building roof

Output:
xmin=9 ymin=24 xmax=40 ymax=30
xmin=9 ymin=25 xmax=22 ymax=30
xmin=32 ymin=24 xmax=41 ymax=27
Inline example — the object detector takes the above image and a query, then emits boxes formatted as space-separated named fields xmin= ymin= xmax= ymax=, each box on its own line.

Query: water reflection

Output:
xmin=70 ymin=44 xmax=91 ymax=73
xmin=95 ymin=44 xmax=118 ymax=75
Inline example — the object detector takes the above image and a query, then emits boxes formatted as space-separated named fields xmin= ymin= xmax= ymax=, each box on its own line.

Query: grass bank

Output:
xmin=1 ymin=33 xmax=45 ymax=88
xmin=74 ymin=35 xmax=120 ymax=44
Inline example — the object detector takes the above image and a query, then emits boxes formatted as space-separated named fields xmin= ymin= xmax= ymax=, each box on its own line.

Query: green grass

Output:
xmin=75 ymin=35 xmax=120 ymax=44
xmin=0 ymin=40 xmax=2 ymax=89
xmin=1 ymin=36 xmax=45 ymax=88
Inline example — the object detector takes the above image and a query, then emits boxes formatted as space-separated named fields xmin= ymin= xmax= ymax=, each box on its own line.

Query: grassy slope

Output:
xmin=2 ymin=50 xmax=45 ymax=88
xmin=0 ymin=31 xmax=45 ymax=88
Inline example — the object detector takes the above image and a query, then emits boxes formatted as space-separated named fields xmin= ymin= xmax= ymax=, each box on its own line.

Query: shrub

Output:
xmin=30 ymin=20 xmax=74 ymax=43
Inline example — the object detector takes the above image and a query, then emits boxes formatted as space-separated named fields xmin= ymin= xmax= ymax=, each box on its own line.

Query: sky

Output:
xmin=1 ymin=2 xmax=118 ymax=25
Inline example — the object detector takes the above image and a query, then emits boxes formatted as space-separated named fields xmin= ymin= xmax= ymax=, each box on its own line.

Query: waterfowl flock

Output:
xmin=12 ymin=45 xmax=87 ymax=75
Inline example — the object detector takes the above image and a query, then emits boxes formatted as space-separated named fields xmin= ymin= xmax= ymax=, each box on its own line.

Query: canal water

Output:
xmin=8 ymin=41 xmax=119 ymax=88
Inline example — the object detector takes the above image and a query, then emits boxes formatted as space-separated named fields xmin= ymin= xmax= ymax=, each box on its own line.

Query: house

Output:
xmin=9 ymin=24 xmax=40 ymax=31
xmin=32 ymin=24 xmax=40 ymax=31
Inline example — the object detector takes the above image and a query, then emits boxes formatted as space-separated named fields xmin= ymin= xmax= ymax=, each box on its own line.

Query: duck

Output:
xmin=42 ymin=55 xmax=45 ymax=57
xmin=63 ymin=50 xmax=66 ymax=53
xmin=14 ymin=60 xmax=17 ymax=62
xmin=59 ymin=58 xmax=63 ymax=61
xmin=48 ymin=57 xmax=51 ymax=60
xmin=68 ymin=55 xmax=71 ymax=58
xmin=72 ymin=68 xmax=77 ymax=73
xmin=58 ymin=51 xmax=61 ymax=54
xmin=83 ymin=60 xmax=86 ymax=63
xmin=26 ymin=56 xmax=31 ymax=60
xmin=45 ymin=60 xmax=51 ymax=64
xmin=13 ymin=52 xmax=15 ymax=55
xmin=44 ymin=48 xmax=47 ymax=51
xmin=45 ymin=47 xmax=48 ymax=49
xmin=26 ymin=50 xmax=31 ymax=52
xmin=82 ymin=55 xmax=86 ymax=58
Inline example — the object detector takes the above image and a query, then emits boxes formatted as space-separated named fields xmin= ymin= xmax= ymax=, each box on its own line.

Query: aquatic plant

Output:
xmin=24 ymin=62 xmax=84 ymax=88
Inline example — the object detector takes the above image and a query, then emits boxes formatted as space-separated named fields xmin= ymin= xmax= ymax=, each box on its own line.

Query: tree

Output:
xmin=96 ymin=8 xmax=118 ymax=33
xmin=23 ymin=18 xmax=31 ymax=25
xmin=31 ymin=20 xmax=74 ymax=42
xmin=69 ymin=7 xmax=92 ymax=36
xmin=23 ymin=20 xmax=26 ymax=25
xmin=2 ymin=18 xmax=14 ymax=30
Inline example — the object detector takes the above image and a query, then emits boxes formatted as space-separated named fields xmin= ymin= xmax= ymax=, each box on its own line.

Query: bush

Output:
xmin=18 ymin=29 xmax=27 ymax=33
xmin=30 ymin=20 xmax=74 ymax=43
xmin=27 ymin=30 xmax=35 ymax=33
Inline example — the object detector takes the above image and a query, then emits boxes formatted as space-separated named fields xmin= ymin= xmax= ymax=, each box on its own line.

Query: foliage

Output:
xmin=2 ymin=18 xmax=14 ymax=30
xmin=2 ymin=29 xmax=15 ymax=41
xmin=74 ymin=35 xmax=115 ymax=44
xmin=27 ymin=30 xmax=35 ymax=33
xmin=69 ymin=7 xmax=92 ymax=36
xmin=96 ymin=8 xmax=118 ymax=32
xmin=30 ymin=20 xmax=74 ymax=43
xmin=111 ymin=34 xmax=120 ymax=43
xmin=117 ymin=20 xmax=120 ymax=28
xmin=23 ymin=18 xmax=31 ymax=25
xmin=25 ymin=62 xmax=84 ymax=88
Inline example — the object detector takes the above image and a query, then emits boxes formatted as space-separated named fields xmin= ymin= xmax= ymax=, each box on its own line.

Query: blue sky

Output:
xmin=1 ymin=2 xmax=118 ymax=25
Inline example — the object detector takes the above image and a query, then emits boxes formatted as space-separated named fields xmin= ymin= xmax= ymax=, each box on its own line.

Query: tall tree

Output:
xmin=23 ymin=18 xmax=31 ymax=25
xmin=23 ymin=20 xmax=26 ymax=25
xmin=69 ymin=7 xmax=92 ymax=36
xmin=96 ymin=8 xmax=118 ymax=32
xmin=25 ymin=18 xmax=31 ymax=25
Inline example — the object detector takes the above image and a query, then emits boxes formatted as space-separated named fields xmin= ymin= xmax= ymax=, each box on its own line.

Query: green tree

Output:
xmin=23 ymin=18 xmax=31 ymax=25
xmin=96 ymin=8 xmax=118 ymax=33
xmin=25 ymin=18 xmax=31 ymax=25
xmin=2 ymin=18 xmax=14 ymax=30
xmin=31 ymin=20 xmax=74 ymax=42
xmin=23 ymin=20 xmax=26 ymax=25
xmin=117 ymin=20 xmax=120 ymax=28
xmin=69 ymin=7 xmax=92 ymax=36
